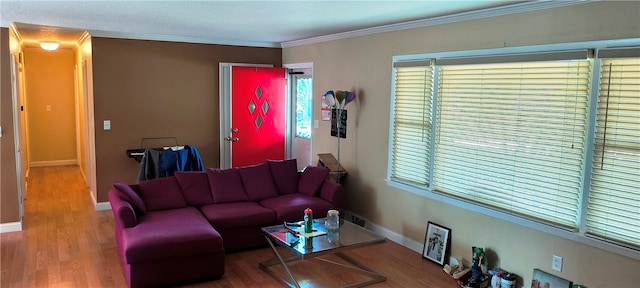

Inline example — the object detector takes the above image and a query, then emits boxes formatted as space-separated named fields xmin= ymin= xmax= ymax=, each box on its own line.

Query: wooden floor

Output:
xmin=1 ymin=166 xmax=457 ymax=288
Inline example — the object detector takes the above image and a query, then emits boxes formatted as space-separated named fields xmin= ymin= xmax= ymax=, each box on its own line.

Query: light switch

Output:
xmin=103 ymin=120 xmax=111 ymax=130
xmin=46 ymin=105 xmax=51 ymax=111
xmin=314 ymin=119 xmax=319 ymax=128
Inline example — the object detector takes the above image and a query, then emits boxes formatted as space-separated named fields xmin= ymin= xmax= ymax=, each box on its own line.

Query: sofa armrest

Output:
xmin=319 ymin=180 xmax=344 ymax=207
xmin=108 ymin=190 xmax=138 ymax=228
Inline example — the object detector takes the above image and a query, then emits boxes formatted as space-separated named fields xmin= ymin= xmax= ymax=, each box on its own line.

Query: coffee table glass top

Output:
xmin=261 ymin=218 xmax=386 ymax=255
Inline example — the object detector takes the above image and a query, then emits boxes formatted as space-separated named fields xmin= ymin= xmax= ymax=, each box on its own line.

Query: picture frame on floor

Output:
xmin=422 ymin=221 xmax=451 ymax=266
xmin=531 ymin=268 xmax=572 ymax=288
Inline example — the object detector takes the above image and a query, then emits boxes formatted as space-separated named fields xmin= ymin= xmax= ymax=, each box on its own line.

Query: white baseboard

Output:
xmin=342 ymin=209 xmax=424 ymax=254
xmin=95 ymin=201 xmax=111 ymax=211
xmin=0 ymin=221 xmax=23 ymax=233
xmin=30 ymin=160 xmax=77 ymax=167
xmin=367 ymin=220 xmax=424 ymax=254
xmin=90 ymin=189 xmax=111 ymax=211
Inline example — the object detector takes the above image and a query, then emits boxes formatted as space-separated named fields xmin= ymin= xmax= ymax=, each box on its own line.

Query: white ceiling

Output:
xmin=0 ymin=0 xmax=581 ymax=48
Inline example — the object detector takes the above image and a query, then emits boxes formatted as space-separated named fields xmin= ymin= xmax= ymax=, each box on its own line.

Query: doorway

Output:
xmin=219 ymin=63 xmax=313 ymax=170
xmin=286 ymin=64 xmax=314 ymax=171
xmin=8 ymin=24 xmax=98 ymax=232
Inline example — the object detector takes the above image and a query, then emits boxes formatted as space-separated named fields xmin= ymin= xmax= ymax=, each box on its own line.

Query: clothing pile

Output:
xmin=137 ymin=145 xmax=204 ymax=182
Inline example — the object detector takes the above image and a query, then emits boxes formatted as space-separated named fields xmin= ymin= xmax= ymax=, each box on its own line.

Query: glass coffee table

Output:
xmin=260 ymin=218 xmax=387 ymax=288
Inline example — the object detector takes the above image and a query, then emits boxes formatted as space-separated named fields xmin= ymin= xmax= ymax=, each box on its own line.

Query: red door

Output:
xmin=231 ymin=67 xmax=286 ymax=167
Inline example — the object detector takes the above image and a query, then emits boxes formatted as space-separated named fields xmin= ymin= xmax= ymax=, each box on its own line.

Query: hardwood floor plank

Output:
xmin=1 ymin=166 xmax=459 ymax=287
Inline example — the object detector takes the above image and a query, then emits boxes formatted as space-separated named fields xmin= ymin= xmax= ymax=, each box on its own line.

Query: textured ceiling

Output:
xmin=0 ymin=0 xmax=569 ymax=48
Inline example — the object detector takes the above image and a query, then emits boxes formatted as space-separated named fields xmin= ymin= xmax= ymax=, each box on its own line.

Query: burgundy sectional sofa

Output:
xmin=108 ymin=159 xmax=344 ymax=288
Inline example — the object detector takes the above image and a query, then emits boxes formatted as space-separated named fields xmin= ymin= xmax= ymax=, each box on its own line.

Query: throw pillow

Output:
xmin=206 ymin=168 xmax=250 ymax=203
xmin=114 ymin=181 xmax=146 ymax=214
xmin=138 ymin=177 xmax=187 ymax=211
xmin=238 ymin=162 xmax=280 ymax=201
xmin=267 ymin=159 xmax=299 ymax=195
xmin=175 ymin=171 xmax=213 ymax=206
xmin=298 ymin=165 xmax=329 ymax=196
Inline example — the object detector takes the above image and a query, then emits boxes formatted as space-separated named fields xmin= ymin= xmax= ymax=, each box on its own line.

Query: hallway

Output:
xmin=0 ymin=165 xmax=125 ymax=287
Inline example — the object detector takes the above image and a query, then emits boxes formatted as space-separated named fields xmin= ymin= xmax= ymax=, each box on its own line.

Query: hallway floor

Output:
xmin=1 ymin=165 xmax=125 ymax=287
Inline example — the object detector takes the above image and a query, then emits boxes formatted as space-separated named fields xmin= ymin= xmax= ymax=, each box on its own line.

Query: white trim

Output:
xmin=90 ymin=188 xmax=111 ymax=211
xmin=280 ymin=0 xmax=586 ymax=48
xmin=95 ymin=202 xmax=111 ymax=211
xmin=30 ymin=160 xmax=77 ymax=167
xmin=0 ymin=222 xmax=23 ymax=233
xmin=342 ymin=209 xmax=428 ymax=254
xmin=367 ymin=220 xmax=425 ymax=254
xmin=88 ymin=30 xmax=280 ymax=48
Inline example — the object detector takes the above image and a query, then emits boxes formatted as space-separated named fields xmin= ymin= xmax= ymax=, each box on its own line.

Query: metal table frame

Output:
xmin=259 ymin=220 xmax=387 ymax=288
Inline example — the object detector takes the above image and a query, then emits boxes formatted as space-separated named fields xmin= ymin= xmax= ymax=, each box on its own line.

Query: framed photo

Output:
xmin=531 ymin=269 xmax=572 ymax=288
xmin=422 ymin=221 xmax=451 ymax=266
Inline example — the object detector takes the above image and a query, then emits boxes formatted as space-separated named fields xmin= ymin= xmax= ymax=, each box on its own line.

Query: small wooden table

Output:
xmin=317 ymin=153 xmax=347 ymax=183
xmin=260 ymin=219 xmax=387 ymax=288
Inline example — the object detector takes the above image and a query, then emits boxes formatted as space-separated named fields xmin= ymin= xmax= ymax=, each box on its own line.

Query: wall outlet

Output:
xmin=552 ymin=255 xmax=563 ymax=272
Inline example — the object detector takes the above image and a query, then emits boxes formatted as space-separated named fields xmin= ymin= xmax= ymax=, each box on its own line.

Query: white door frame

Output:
xmin=218 ymin=63 xmax=274 ymax=169
xmin=283 ymin=62 xmax=314 ymax=165
xmin=10 ymin=54 xmax=25 ymax=223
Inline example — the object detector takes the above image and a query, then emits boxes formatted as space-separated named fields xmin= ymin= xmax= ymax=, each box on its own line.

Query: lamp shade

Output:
xmin=40 ymin=41 xmax=59 ymax=51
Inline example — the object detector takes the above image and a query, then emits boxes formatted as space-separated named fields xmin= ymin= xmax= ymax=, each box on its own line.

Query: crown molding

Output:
xmin=9 ymin=23 xmax=23 ymax=42
xmin=87 ymin=29 xmax=280 ymax=48
xmin=281 ymin=0 xmax=590 ymax=48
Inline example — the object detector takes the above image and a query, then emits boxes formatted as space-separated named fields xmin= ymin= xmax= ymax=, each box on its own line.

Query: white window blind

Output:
xmin=434 ymin=60 xmax=592 ymax=229
xmin=390 ymin=64 xmax=434 ymax=186
xmin=588 ymin=56 xmax=640 ymax=249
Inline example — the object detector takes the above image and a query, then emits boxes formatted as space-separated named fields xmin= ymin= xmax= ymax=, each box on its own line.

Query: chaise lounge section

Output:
xmin=108 ymin=159 xmax=344 ymax=288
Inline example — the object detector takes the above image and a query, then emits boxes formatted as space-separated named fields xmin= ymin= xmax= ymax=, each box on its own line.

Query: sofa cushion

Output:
xmin=123 ymin=207 xmax=223 ymax=264
xmin=199 ymin=202 xmax=275 ymax=230
xmin=114 ymin=181 xmax=146 ymax=214
xmin=267 ymin=159 xmax=299 ymax=195
xmin=238 ymin=163 xmax=279 ymax=201
xmin=175 ymin=171 xmax=213 ymax=206
xmin=260 ymin=194 xmax=335 ymax=223
xmin=109 ymin=190 xmax=138 ymax=228
xmin=206 ymin=168 xmax=250 ymax=203
xmin=298 ymin=165 xmax=330 ymax=196
xmin=138 ymin=177 xmax=187 ymax=211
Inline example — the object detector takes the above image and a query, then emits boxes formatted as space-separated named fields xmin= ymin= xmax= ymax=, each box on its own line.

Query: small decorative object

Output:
xmin=443 ymin=256 xmax=471 ymax=282
xmin=323 ymin=90 xmax=356 ymax=182
xmin=470 ymin=247 xmax=486 ymax=282
xmin=500 ymin=273 xmax=517 ymax=288
xmin=489 ymin=268 xmax=507 ymax=288
xmin=422 ymin=221 xmax=451 ymax=266
xmin=463 ymin=246 xmax=490 ymax=288
xmin=304 ymin=208 xmax=313 ymax=233
xmin=531 ymin=269 xmax=572 ymax=288
xmin=325 ymin=209 xmax=340 ymax=243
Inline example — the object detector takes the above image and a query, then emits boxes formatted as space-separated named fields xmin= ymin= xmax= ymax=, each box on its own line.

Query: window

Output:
xmin=388 ymin=45 xmax=640 ymax=252
xmin=587 ymin=54 xmax=640 ymax=249
xmin=295 ymin=77 xmax=312 ymax=139
xmin=435 ymin=58 xmax=591 ymax=229
xmin=390 ymin=62 xmax=434 ymax=186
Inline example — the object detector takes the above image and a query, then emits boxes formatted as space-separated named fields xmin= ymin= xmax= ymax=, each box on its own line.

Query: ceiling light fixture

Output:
xmin=40 ymin=41 xmax=59 ymax=51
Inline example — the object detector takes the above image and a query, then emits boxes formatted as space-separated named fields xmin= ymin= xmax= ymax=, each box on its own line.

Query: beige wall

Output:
xmin=91 ymin=37 xmax=282 ymax=202
xmin=1 ymin=27 xmax=20 ymax=224
xmin=24 ymin=48 xmax=77 ymax=164
xmin=283 ymin=2 xmax=639 ymax=287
